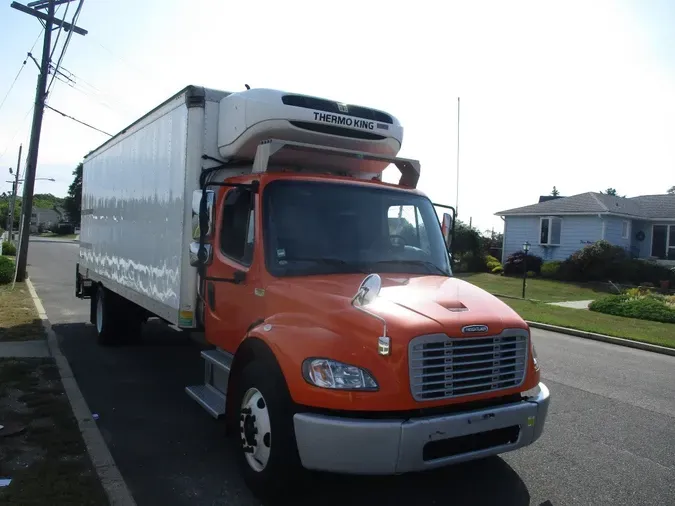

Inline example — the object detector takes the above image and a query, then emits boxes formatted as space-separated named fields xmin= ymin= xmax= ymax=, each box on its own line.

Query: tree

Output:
xmin=551 ymin=186 xmax=560 ymax=196
xmin=668 ymin=186 xmax=675 ymax=195
xmin=602 ymin=188 xmax=618 ymax=196
xmin=63 ymin=163 xmax=83 ymax=226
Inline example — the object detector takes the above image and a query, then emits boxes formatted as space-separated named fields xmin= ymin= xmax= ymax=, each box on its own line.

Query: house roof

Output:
xmin=496 ymin=192 xmax=675 ymax=220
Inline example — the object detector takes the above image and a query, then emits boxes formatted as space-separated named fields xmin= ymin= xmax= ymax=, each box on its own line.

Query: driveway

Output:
xmin=26 ymin=238 xmax=675 ymax=505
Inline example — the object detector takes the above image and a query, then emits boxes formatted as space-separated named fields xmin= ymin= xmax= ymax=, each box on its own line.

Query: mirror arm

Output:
xmin=353 ymin=305 xmax=388 ymax=338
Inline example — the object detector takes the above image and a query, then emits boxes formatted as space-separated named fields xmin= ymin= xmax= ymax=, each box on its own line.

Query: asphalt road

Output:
xmin=27 ymin=238 xmax=675 ymax=506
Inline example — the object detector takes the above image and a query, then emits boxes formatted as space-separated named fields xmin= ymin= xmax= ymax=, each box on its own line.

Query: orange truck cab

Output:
xmin=75 ymin=86 xmax=549 ymax=498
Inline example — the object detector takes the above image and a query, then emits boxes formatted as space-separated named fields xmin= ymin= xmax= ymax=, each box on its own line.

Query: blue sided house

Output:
xmin=496 ymin=192 xmax=675 ymax=266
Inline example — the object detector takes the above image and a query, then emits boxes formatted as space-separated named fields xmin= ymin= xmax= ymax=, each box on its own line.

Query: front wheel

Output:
xmin=233 ymin=361 xmax=303 ymax=500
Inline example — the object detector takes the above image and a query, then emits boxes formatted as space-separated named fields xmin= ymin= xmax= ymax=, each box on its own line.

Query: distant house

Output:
xmin=30 ymin=206 xmax=64 ymax=233
xmin=496 ymin=193 xmax=675 ymax=266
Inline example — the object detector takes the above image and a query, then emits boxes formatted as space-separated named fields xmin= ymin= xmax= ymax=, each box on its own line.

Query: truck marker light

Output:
xmin=263 ymin=324 xmax=272 ymax=332
xmin=378 ymin=336 xmax=391 ymax=356
xmin=254 ymin=288 xmax=265 ymax=297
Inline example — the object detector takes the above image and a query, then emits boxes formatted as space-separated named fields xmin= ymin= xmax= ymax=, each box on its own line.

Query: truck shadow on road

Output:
xmin=289 ymin=456 xmax=530 ymax=506
xmin=50 ymin=321 xmax=531 ymax=506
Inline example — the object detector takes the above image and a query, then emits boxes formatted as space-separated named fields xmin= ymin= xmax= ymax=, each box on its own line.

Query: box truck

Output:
xmin=75 ymin=85 xmax=549 ymax=498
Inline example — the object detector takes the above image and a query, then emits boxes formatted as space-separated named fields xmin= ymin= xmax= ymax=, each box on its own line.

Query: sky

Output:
xmin=0 ymin=0 xmax=674 ymax=233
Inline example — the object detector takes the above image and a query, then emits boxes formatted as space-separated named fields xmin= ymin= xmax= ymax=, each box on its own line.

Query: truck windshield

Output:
xmin=263 ymin=179 xmax=452 ymax=277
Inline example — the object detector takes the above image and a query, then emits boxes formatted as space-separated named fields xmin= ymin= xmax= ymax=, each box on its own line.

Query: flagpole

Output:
xmin=456 ymin=97 xmax=460 ymax=217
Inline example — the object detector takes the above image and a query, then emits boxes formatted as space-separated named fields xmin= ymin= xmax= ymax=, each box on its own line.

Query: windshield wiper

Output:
xmin=368 ymin=259 xmax=450 ymax=276
xmin=281 ymin=256 xmax=370 ymax=274
xmin=283 ymin=256 xmax=349 ymax=265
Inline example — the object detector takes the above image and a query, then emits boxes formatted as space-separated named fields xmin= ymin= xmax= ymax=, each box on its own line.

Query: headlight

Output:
xmin=302 ymin=358 xmax=378 ymax=391
xmin=532 ymin=345 xmax=540 ymax=371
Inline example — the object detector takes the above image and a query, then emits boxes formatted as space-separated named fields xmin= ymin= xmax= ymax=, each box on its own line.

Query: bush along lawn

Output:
xmin=0 ymin=358 xmax=108 ymax=505
xmin=590 ymin=289 xmax=675 ymax=324
xmin=2 ymin=240 xmax=17 ymax=256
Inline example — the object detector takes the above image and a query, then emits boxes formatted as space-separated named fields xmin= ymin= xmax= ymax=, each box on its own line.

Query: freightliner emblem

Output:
xmin=462 ymin=325 xmax=489 ymax=334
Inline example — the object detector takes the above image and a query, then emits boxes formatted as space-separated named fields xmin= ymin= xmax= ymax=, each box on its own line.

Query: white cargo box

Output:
xmin=78 ymin=86 xmax=229 ymax=327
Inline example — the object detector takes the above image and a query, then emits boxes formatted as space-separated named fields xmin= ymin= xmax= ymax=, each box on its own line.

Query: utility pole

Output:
xmin=7 ymin=144 xmax=23 ymax=240
xmin=10 ymin=0 xmax=87 ymax=281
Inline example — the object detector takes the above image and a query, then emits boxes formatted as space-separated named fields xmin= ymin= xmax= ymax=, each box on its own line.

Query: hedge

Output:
xmin=589 ymin=294 xmax=675 ymax=324
xmin=0 ymin=256 xmax=15 ymax=284
xmin=2 ymin=241 xmax=16 ymax=256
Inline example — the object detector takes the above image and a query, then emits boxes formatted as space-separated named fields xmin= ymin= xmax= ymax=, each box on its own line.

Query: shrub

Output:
xmin=485 ymin=254 xmax=501 ymax=271
xmin=503 ymin=251 xmax=543 ymax=276
xmin=2 ymin=241 xmax=16 ymax=256
xmin=455 ymin=252 xmax=488 ymax=273
xmin=540 ymin=261 xmax=562 ymax=279
xmin=624 ymin=286 xmax=650 ymax=298
xmin=527 ymin=270 xmax=537 ymax=278
xmin=491 ymin=265 xmax=503 ymax=274
xmin=557 ymin=241 xmax=627 ymax=281
xmin=556 ymin=241 xmax=675 ymax=285
xmin=590 ymin=293 xmax=675 ymax=324
xmin=52 ymin=222 xmax=76 ymax=235
xmin=0 ymin=256 xmax=15 ymax=284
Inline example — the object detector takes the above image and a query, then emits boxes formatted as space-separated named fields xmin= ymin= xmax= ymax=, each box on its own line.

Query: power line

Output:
xmin=47 ymin=0 xmax=84 ymax=96
xmin=49 ymin=2 xmax=69 ymax=61
xmin=45 ymin=104 xmax=112 ymax=136
xmin=51 ymin=73 xmax=123 ymax=115
xmin=0 ymin=30 xmax=44 ymax=117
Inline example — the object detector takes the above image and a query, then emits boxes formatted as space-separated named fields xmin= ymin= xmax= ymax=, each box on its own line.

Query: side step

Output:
xmin=185 ymin=348 xmax=234 ymax=419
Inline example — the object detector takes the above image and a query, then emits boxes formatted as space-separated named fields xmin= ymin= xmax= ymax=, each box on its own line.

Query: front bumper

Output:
xmin=293 ymin=382 xmax=550 ymax=474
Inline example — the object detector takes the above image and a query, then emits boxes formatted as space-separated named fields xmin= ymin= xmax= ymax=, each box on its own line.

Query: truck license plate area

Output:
xmin=422 ymin=425 xmax=520 ymax=461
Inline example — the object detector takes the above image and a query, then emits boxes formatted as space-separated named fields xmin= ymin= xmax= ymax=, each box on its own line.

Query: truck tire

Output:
xmin=233 ymin=360 xmax=303 ymax=500
xmin=94 ymin=286 xmax=144 ymax=345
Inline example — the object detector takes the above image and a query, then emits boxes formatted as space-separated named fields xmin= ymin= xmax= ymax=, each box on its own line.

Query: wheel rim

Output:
xmin=96 ymin=294 xmax=103 ymax=334
xmin=240 ymin=387 xmax=271 ymax=472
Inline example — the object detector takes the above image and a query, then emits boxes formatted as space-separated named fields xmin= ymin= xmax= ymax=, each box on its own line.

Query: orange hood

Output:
xmin=264 ymin=274 xmax=527 ymax=338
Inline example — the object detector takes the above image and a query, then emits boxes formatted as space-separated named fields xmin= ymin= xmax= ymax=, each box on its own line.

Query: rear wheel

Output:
xmin=95 ymin=286 xmax=119 ymax=345
xmin=94 ymin=286 xmax=144 ymax=345
xmin=233 ymin=360 xmax=303 ymax=500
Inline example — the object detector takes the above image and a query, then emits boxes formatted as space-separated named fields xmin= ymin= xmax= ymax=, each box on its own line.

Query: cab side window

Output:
xmin=220 ymin=188 xmax=255 ymax=265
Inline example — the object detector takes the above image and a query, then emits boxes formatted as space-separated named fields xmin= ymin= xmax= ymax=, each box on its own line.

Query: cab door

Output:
xmin=203 ymin=186 xmax=261 ymax=352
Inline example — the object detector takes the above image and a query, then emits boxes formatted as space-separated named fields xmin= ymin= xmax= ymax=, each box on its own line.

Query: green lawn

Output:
xmin=458 ymin=272 xmax=611 ymax=302
xmin=503 ymin=298 xmax=675 ymax=349
xmin=0 ymin=282 xmax=45 ymax=341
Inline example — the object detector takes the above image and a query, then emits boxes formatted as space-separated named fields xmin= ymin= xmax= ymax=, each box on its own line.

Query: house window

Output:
xmin=651 ymin=225 xmax=675 ymax=260
xmin=621 ymin=220 xmax=630 ymax=239
xmin=540 ymin=217 xmax=562 ymax=246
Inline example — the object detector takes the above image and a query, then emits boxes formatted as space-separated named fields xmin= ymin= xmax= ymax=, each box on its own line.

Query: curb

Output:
xmin=493 ymin=293 xmax=542 ymax=302
xmin=26 ymin=278 xmax=137 ymax=506
xmin=526 ymin=321 xmax=675 ymax=357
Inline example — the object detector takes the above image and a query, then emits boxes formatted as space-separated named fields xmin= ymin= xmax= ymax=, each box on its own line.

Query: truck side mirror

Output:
xmin=441 ymin=212 xmax=453 ymax=250
xmin=192 ymin=189 xmax=215 ymax=240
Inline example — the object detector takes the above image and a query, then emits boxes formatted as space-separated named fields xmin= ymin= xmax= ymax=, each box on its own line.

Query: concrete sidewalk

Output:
xmin=548 ymin=299 xmax=594 ymax=309
xmin=0 ymin=339 xmax=50 ymax=358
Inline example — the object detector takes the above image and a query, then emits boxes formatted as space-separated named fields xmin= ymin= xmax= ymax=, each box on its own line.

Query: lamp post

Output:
xmin=522 ymin=241 xmax=531 ymax=298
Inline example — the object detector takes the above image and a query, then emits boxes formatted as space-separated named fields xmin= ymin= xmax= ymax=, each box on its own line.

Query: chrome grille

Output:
xmin=409 ymin=331 xmax=528 ymax=401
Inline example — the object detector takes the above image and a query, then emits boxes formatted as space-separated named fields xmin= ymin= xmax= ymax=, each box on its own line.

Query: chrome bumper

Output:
xmin=293 ymin=382 xmax=550 ymax=474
